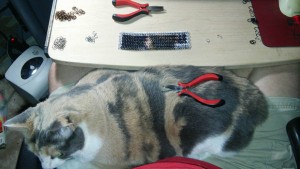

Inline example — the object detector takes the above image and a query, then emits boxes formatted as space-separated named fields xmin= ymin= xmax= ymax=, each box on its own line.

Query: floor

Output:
xmin=0 ymin=4 xmax=32 ymax=169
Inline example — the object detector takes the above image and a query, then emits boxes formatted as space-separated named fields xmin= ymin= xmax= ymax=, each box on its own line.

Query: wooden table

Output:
xmin=45 ymin=0 xmax=300 ymax=70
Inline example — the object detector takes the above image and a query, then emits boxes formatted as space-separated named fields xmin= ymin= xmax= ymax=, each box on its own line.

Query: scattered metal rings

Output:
xmin=217 ymin=34 xmax=223 ymax=39
xmin=242 ymin=0 xmax=251 ymax=4
xmin=53 ymin=36 xmax=67 ymax=50
xmin=248 ymin=18 xmax=258 ymax=25
xmin=85 ymin=31 xmax=98 ymax=43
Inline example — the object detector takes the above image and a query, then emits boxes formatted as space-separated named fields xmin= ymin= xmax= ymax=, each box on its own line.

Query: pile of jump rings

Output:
xmin=53 ymin=36 xmax=67 ymax=50
xmin=55 ymin=7 xmax=85 ymax=21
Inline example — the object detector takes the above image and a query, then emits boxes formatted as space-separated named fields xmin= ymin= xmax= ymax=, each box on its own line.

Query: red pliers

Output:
xmin=164 ymin=73 xmax=225 ymax=107
xmin=112 ymin=0 xmax=164 ymax=22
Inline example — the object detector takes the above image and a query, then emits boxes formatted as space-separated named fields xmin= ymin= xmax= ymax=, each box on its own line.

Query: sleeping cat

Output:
xmin=5 ymin=66 xmax=268 ymax=169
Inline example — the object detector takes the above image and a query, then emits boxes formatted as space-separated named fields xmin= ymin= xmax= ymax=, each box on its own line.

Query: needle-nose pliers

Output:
xmin=164 ymin=73 xmax=225 ymax=107
xmin=112 ymin=0 xmax=164 ymax=22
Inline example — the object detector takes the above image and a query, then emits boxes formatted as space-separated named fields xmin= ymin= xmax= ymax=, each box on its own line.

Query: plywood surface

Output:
xmin=45 ymin=0 xmax=300 ymax=69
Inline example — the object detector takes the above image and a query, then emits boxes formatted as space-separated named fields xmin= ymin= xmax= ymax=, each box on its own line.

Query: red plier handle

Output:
xmin=112 ymin=0 xmax=149 ymax=22
xmin=112 ymin=0 xmax=163 ymax=22
xmin=178 ymin=89 xmax=224 ymax=107
xmin=112 ymin=0 xmax=148 ymax=8
xmin=178 ymin=73 xmax=222 ymax=88
xmin=178 ymin=73 xmax=224 ymax=107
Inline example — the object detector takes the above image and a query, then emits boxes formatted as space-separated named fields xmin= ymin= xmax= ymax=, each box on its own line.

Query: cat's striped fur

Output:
xmin=5 ymin=66 xmax=268 ymax=169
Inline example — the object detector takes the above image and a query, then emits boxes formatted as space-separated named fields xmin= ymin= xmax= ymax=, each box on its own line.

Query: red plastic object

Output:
xmin=251 ymin=0 xmax=300 ymax=47
xmin=294 ymin=16 xmax=300 ymax=25
xmin=10 ymin=37 xmax=16 ymax=43
xmin=133 ymin=157 xmax=222 ymax=169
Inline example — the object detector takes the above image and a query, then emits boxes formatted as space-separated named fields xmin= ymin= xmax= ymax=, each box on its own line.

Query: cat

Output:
xmin=5 ymin=65 xmax=268 ymax=169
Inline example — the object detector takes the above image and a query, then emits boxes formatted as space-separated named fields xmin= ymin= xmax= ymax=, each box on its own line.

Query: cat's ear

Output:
xmin=4 ymin=108 xmax=35 ymax=136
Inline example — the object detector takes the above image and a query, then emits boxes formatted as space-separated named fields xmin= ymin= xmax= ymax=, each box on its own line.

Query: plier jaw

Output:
xmin=164 ymin=73 xmax=225 ymax=107
xmin=112 ymin=0 xmax=164 ymax=22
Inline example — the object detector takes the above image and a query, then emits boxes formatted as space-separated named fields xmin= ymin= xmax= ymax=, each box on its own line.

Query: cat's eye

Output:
xmin=51 ymin=152 xmax=64 ymax=159
xmin=58 ymin=152 xmax=64 ymax=158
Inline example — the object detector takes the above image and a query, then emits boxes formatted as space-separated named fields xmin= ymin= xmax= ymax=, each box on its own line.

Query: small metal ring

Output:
xmin=250 ymin=40 xmax=256 ymax=44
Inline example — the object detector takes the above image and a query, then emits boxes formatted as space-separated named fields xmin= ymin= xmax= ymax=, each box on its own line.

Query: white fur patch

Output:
xmin=57 ymin=159 xmax=98 ymax=169
xmin=187 ymin=134 xmax=228 ymax=160
xmin=72 ymin=122 xmax=103 ymax=162
xmin=39 ymin=155 xmax=65 ymax=169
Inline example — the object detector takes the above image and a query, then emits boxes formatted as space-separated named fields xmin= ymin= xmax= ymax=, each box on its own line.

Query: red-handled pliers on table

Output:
xmin=112 ymin=0 xmax=164 ymax=22
xmin=164 ymin=73 xmax=225 ymax=107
